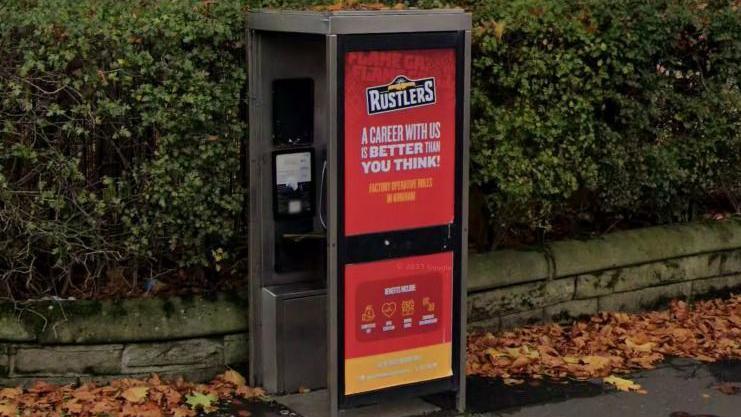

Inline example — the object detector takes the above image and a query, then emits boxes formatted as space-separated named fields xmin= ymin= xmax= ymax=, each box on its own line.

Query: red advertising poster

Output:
xmin=344 ymin=252 xmax=453 ymax=395
xmin=344 ymin=49 xmax=457 ymax=236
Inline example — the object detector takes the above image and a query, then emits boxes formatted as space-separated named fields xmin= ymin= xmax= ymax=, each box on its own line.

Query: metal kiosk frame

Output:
xmin=247 ymin=9 xmax=472 ymax=417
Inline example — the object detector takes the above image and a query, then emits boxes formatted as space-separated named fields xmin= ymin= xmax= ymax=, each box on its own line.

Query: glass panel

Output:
xmin=272 ymin=78 xmax=314 ymax=146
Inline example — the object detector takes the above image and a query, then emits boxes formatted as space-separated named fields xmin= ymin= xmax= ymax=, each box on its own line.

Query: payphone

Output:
xmin=248 ymin=9 xmax=471 ymax=417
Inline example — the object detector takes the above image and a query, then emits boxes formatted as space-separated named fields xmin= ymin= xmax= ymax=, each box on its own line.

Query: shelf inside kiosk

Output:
xmin=281 ymin=231 xmax=326 ymax=242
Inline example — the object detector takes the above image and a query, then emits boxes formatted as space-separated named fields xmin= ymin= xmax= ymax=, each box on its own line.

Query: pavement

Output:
xmin=228 ymin=358 xmax=740 ymax=417
xmin=428 ymin=358 xmax=741 ymax=417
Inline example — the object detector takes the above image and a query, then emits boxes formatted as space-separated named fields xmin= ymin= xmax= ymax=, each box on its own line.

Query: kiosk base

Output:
xmin=261 ymin=283 xmax=327 ymax=394
xmin=276 ymin=390 xmax=440 ymax=417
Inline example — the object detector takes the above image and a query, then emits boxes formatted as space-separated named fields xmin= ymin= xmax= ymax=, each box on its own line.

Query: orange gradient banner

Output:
xmin=345 ymin=343 xmax=452 ymax=395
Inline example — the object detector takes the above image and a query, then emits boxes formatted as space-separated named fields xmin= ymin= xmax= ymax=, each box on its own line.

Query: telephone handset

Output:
xmin=319 ymin=159 xmax=328 ymax=230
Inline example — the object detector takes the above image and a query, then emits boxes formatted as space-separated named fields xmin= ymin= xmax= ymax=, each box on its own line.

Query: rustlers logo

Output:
xmin=366 ymin=75 xmax=436 ymax=115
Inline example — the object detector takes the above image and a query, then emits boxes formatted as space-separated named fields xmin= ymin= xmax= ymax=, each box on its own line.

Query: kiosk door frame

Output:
xmin=335 ymin=31 xmax=467 ymax=409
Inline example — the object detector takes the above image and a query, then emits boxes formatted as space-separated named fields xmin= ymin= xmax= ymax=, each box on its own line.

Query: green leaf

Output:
xmin=185 ymin=392 xmax=217 ymax=411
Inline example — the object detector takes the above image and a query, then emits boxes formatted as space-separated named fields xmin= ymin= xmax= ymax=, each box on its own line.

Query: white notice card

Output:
xmin=275 ymin=152 xmax=312 ymax=189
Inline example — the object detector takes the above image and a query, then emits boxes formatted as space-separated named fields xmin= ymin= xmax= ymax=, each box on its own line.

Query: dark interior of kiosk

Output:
xmin=258 ymin=32 xmax=328 ymax=395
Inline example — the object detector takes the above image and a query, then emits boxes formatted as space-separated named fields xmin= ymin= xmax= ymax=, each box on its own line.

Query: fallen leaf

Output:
xmin=121 ymin=386 xmax=149 ymax=403
xmin=172 ymin=406 xmax=197 ymax=417
xmin=485 ymin=348 xmax=505 ymax=358
xmin=0 ymin=388 xmax=22 ymax=401
xmin=603 ymin=375 xmax=646 ymax=394
xmin=503 ymin=378 xmax=525 ymax=385
xmin=625 ymin=338 xmax=656 ymax=352
xmin=90 ymin=397 xmax=119 ymax=415
xmin=185 ymin=392 xmax=217 ymax=412
xmin=222 ymin=370 xmax=246 ymax=386
xmin=122 ymin=401 xmax=163 ymax=417
xmin=236 ymin=385 xmax=265 ymax=400
xmin=714 ymin=383 xmax=740 ymax=395
xmin=63 ymin=399 xmax=84 ymax=414
xmin=510 ymin=356 xmax=531 ymax=369
xmin=0 ymin=402 xmax=18 ymax=417
xmin=71 ymin=386 xmax=97 ymax=401
xmin=582 ymin=355 xmax=612 ymax=373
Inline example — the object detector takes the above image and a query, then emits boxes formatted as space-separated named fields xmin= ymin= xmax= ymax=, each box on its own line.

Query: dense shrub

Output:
xmin=468 ymin=0 xmax=740 ymax=244
xmin=0 ymin=0 xmax=738 ymax=299
xmin=0 ymin=0 xmax=248 ymax=298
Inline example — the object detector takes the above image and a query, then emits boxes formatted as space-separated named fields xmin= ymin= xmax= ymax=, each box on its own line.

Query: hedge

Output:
xmin=0 ymin=0 xmax=739 ymax=299
xmin=469 ymin=0 xmax=740 ymax=243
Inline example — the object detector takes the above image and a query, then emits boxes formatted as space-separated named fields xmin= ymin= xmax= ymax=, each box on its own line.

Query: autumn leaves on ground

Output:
xmin=0 ymin=371 xmax=263 ymax=417
xmin=0 ymin=296 xmax=739 ymax=416
xmin=468 ymin=295 xmax=741 ymax=393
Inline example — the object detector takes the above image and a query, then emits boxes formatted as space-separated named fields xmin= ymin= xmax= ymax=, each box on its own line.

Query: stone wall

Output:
xmin=1 ymin=220 xmax=740 ymax=385
xmin=468 ymin=219 xmax=741 ymax=330
xmin=0 ymin=293 xmax=249 ymax=386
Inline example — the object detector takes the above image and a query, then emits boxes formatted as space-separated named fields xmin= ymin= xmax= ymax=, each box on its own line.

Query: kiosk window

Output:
xmin=272 ymin=78 xmax=314 ymax=146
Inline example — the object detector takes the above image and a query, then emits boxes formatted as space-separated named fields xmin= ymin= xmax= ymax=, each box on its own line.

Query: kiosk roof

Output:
xmin=247 ymin=9 xmax=472 ymax=35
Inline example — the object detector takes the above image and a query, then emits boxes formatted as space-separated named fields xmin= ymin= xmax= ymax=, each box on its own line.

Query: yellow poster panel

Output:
xmin=344 ymin=343 xmax=452 ymax=395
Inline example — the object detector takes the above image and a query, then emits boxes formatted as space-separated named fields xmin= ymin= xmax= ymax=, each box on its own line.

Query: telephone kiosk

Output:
xmin=247 ymin=9 xmax=471 ymax=417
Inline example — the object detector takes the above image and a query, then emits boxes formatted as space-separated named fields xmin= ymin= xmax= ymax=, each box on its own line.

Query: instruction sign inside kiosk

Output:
xmin=274 ymin=150 xmax=314 ymax=217
xmin=343 ymin=48 xmax=457 ymax=236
